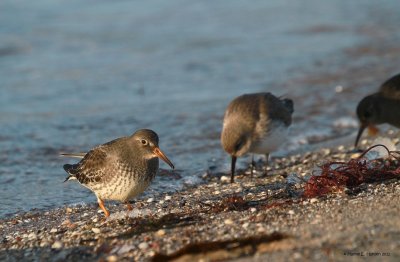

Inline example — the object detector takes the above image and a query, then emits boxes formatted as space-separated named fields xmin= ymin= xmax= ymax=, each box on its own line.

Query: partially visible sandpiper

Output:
xmin=221 ymin=93 xmax=294 ymax=183
xmin=355 ymin=73 xmax=400 ymax=147
xmin=62 ymin=129 xmax=174 ymax=218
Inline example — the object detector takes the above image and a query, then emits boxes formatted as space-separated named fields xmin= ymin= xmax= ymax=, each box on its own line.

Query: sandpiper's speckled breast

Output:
xmin=88 ymin=159 xmax=159 ymax=202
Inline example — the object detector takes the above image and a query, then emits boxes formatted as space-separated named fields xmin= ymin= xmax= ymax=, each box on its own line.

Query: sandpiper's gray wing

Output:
xmin=63 ymin=145 xmax=112 ymax=186
xmin=379 ymin=73 xmax=400 ymax=100
xmin=224 ymin=95 xmax=256 ymax=120
xmin=261 ymin=93 xmax=293 ymax=126
xmin=63 ymin=136 xmax=130 ymax=185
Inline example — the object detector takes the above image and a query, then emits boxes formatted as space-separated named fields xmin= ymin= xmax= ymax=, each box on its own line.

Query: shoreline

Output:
xmin=1 ymin=141 xmax=399 ymax=261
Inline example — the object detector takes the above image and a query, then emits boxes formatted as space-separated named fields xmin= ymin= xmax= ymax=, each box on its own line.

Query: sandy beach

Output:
xmin=1 ymin=139 xmax=400 ymax=261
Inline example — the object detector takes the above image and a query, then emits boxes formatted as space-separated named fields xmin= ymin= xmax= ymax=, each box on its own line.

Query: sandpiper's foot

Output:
xmin=97 ymin=198 xmax=110 ymax=218
xmin=125 ymin=202 xmax=134 ymax=211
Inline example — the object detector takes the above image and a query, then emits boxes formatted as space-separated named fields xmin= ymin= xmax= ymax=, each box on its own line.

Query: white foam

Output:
xmin=333 ymin=117 xmax=358 ymax=128
xmin=183 ymin=174 xmax=202 ymax=186
xmin=284 ymin=128 xmax=332 ymax=152
xmin=67 ymin=202 xmax=88 ymax=207
xmin=335 ymin=85 xmax=344 ymax=93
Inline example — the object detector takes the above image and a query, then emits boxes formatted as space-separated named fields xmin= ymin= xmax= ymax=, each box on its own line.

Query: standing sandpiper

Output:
xmin=355 ymin=73 xmax=400 ymax=147
xmin=62 ymin=129 xmax=174 ymax=218
xmin=221 ymin=92 xmax=294 ymax=183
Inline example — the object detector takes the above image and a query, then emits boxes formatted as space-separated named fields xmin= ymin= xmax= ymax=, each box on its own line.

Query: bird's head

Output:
xmin=221 ymin=117 xmax=253 ymax=183
xmin=221 ymin=127 xmax=252 ymax=158
xmin=131 ymin=129 xmax=174 ymax=169
xmin=355 ymin=95 xmax=380 ymax=147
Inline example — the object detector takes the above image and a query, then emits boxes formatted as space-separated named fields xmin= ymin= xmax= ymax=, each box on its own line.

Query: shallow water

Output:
xmin=1 ymin=0 xmax=400 ymax=217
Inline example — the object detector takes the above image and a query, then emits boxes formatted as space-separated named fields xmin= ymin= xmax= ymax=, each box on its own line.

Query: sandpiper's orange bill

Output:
xmin=154 ymin=147 xmax=174 ymax=169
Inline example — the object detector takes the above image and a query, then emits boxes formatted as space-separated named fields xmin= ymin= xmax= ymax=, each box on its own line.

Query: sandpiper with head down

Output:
xmin=221 ymin=92 xmax=294 ymax=183
xmin=355 ymin=73 xmax=400 ymax=147
xmin=62 ymin=129 xmax=174 ymax=218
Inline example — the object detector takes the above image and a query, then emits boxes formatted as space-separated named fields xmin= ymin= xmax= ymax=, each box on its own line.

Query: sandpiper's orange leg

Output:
xmin=97 ymin=198 xmax=110 ymax=218
xmin=125 ymin=201 xmax=133 ymax=211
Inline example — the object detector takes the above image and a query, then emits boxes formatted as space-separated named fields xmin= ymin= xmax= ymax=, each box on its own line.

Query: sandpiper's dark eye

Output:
xmin=141 ymin=139 xmax=148 ymax=145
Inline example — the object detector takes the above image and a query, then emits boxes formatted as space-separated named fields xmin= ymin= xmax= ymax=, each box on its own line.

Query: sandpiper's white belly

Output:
xmin=126 ymin=178 xmax=152 ymax=200
xmin=250 ymin=123 xmax=288 ymax=154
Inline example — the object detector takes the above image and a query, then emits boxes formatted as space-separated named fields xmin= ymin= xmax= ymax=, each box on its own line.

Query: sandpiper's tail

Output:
xmin=282 ymin=98 xmax=294 ymax=114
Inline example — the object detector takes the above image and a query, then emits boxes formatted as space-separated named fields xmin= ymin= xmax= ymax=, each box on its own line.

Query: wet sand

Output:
xmin=1 ymin=139 xmax=399 ymax=261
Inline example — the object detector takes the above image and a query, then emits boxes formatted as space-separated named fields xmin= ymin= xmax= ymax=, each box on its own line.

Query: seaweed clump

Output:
xmin=304 ymin=144 xmax=400 ymax=198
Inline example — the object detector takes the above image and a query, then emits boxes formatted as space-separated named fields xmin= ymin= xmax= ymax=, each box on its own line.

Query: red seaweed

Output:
xmin=303 ymin=144 xmax=400 ymax=198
